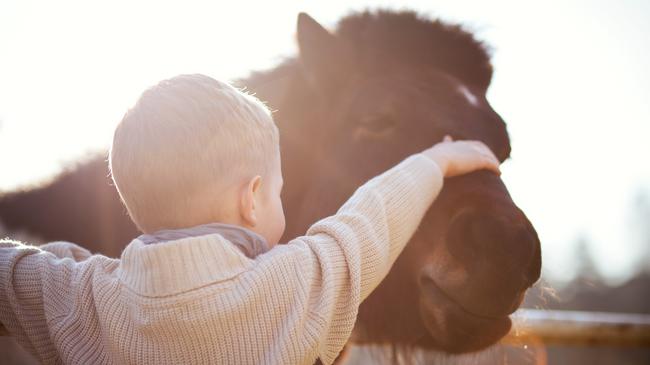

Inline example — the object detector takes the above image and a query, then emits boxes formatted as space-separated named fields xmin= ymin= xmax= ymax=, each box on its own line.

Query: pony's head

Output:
xmin=277 ymin=11 xmax=541 ymax=353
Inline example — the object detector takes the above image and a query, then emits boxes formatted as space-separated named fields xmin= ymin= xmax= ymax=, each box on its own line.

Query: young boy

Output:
xmin=0 ymin=74 xmax=500 ymax=364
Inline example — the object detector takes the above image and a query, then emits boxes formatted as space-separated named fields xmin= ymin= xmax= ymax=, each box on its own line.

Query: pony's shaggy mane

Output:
xmin=335 ymin=10 xmax=493 ymax=90
xmin=244 ymin=10 xmax=493 ymax=94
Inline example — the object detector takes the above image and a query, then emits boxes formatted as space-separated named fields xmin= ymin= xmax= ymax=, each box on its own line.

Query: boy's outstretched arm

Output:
xmin=38 ymin=241 xmax=93 ymax=261
xmin=280 ymin=136 xmax=500 ymax=364
xmin=0 ymin=240 xmax=72 ymax=362
xmin=0 ymin=239 xmax=97 ymax=362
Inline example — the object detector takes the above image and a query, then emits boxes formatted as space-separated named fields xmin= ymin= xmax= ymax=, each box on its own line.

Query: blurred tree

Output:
xmin=573 ymin=234 xmax=601 ymax=282
xmin=630 ymin=190 xmax=650 ymax=273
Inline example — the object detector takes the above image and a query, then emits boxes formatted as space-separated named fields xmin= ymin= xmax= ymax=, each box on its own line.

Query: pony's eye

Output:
xmin=358 ymin=115 xmax=396 ymax=136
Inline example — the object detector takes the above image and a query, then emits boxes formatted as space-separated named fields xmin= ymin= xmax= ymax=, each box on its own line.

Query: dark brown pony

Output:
xmin=0 ymin=10 xmax=540 ymax=355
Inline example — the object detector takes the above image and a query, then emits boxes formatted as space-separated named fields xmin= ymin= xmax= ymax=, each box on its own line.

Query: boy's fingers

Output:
xmin=482 ymin=159 xmax=500 ymax=175
xmin=476 ymin=143 xmax=499 ymax=162
xmin=490 ymin=160 xmax=501 ymax=175
xmin=481 ymin=154 xmax=501 ymax=175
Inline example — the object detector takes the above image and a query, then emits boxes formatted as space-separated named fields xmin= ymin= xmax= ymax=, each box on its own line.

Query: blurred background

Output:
xmin=1 ymin=0 xmax=648 ymax=363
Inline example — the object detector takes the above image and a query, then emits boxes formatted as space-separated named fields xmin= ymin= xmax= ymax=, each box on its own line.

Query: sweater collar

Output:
xmin=118 ymin=223 xmax=269 ymax=297
xmin=136 ymin=222 xmax=269 ymax=258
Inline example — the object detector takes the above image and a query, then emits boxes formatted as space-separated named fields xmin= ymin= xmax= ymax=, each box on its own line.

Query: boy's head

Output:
xmin=109 ymin=74 xmax=285 ymax=247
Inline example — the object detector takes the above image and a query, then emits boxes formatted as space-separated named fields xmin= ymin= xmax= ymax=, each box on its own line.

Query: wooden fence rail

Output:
xmin=1 ymin=309 xmax=650 ymax=347
xmin=504 ymin=309 xmax=650 ymax=347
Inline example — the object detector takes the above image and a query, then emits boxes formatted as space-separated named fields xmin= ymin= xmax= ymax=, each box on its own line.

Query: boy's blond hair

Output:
xmin=109 ymin=74 xmax=279 ymax=233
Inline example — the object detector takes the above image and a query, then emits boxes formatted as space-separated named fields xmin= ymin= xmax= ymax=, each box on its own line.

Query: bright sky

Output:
xmin=1 ymin=0 xmax=649 ymax=285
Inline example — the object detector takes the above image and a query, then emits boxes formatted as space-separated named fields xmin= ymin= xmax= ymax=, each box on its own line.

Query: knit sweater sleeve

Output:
xmin=287 ymin=153 xmax=444 ymax=363
xmin=0 ymin=239 xmax=78 ymax=363
xmin=38 ymin=241 xmax=93 ymax=261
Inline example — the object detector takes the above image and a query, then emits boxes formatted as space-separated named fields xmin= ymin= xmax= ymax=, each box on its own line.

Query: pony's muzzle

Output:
xmin=443 ymin=207 xmax=540 ymax=316
xmin=415 ymin=204 xmax=541 ymax=351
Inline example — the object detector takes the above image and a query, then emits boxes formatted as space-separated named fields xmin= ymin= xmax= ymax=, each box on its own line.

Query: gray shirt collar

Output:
xmin=136 ymin=222 xmax=270 ymax=259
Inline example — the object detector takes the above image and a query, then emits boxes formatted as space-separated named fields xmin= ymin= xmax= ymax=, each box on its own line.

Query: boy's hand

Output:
xmin=422 ymin=135 xmax=501 ymax=177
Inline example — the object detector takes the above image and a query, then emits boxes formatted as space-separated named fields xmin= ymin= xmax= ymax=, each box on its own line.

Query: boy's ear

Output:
xmin=240 ymin=175 xmax=263 ymax=227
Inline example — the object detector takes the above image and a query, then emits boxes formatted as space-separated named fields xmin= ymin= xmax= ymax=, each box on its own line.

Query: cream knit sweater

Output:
xmin=0 ymin=154 xmax=443 ymax=365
